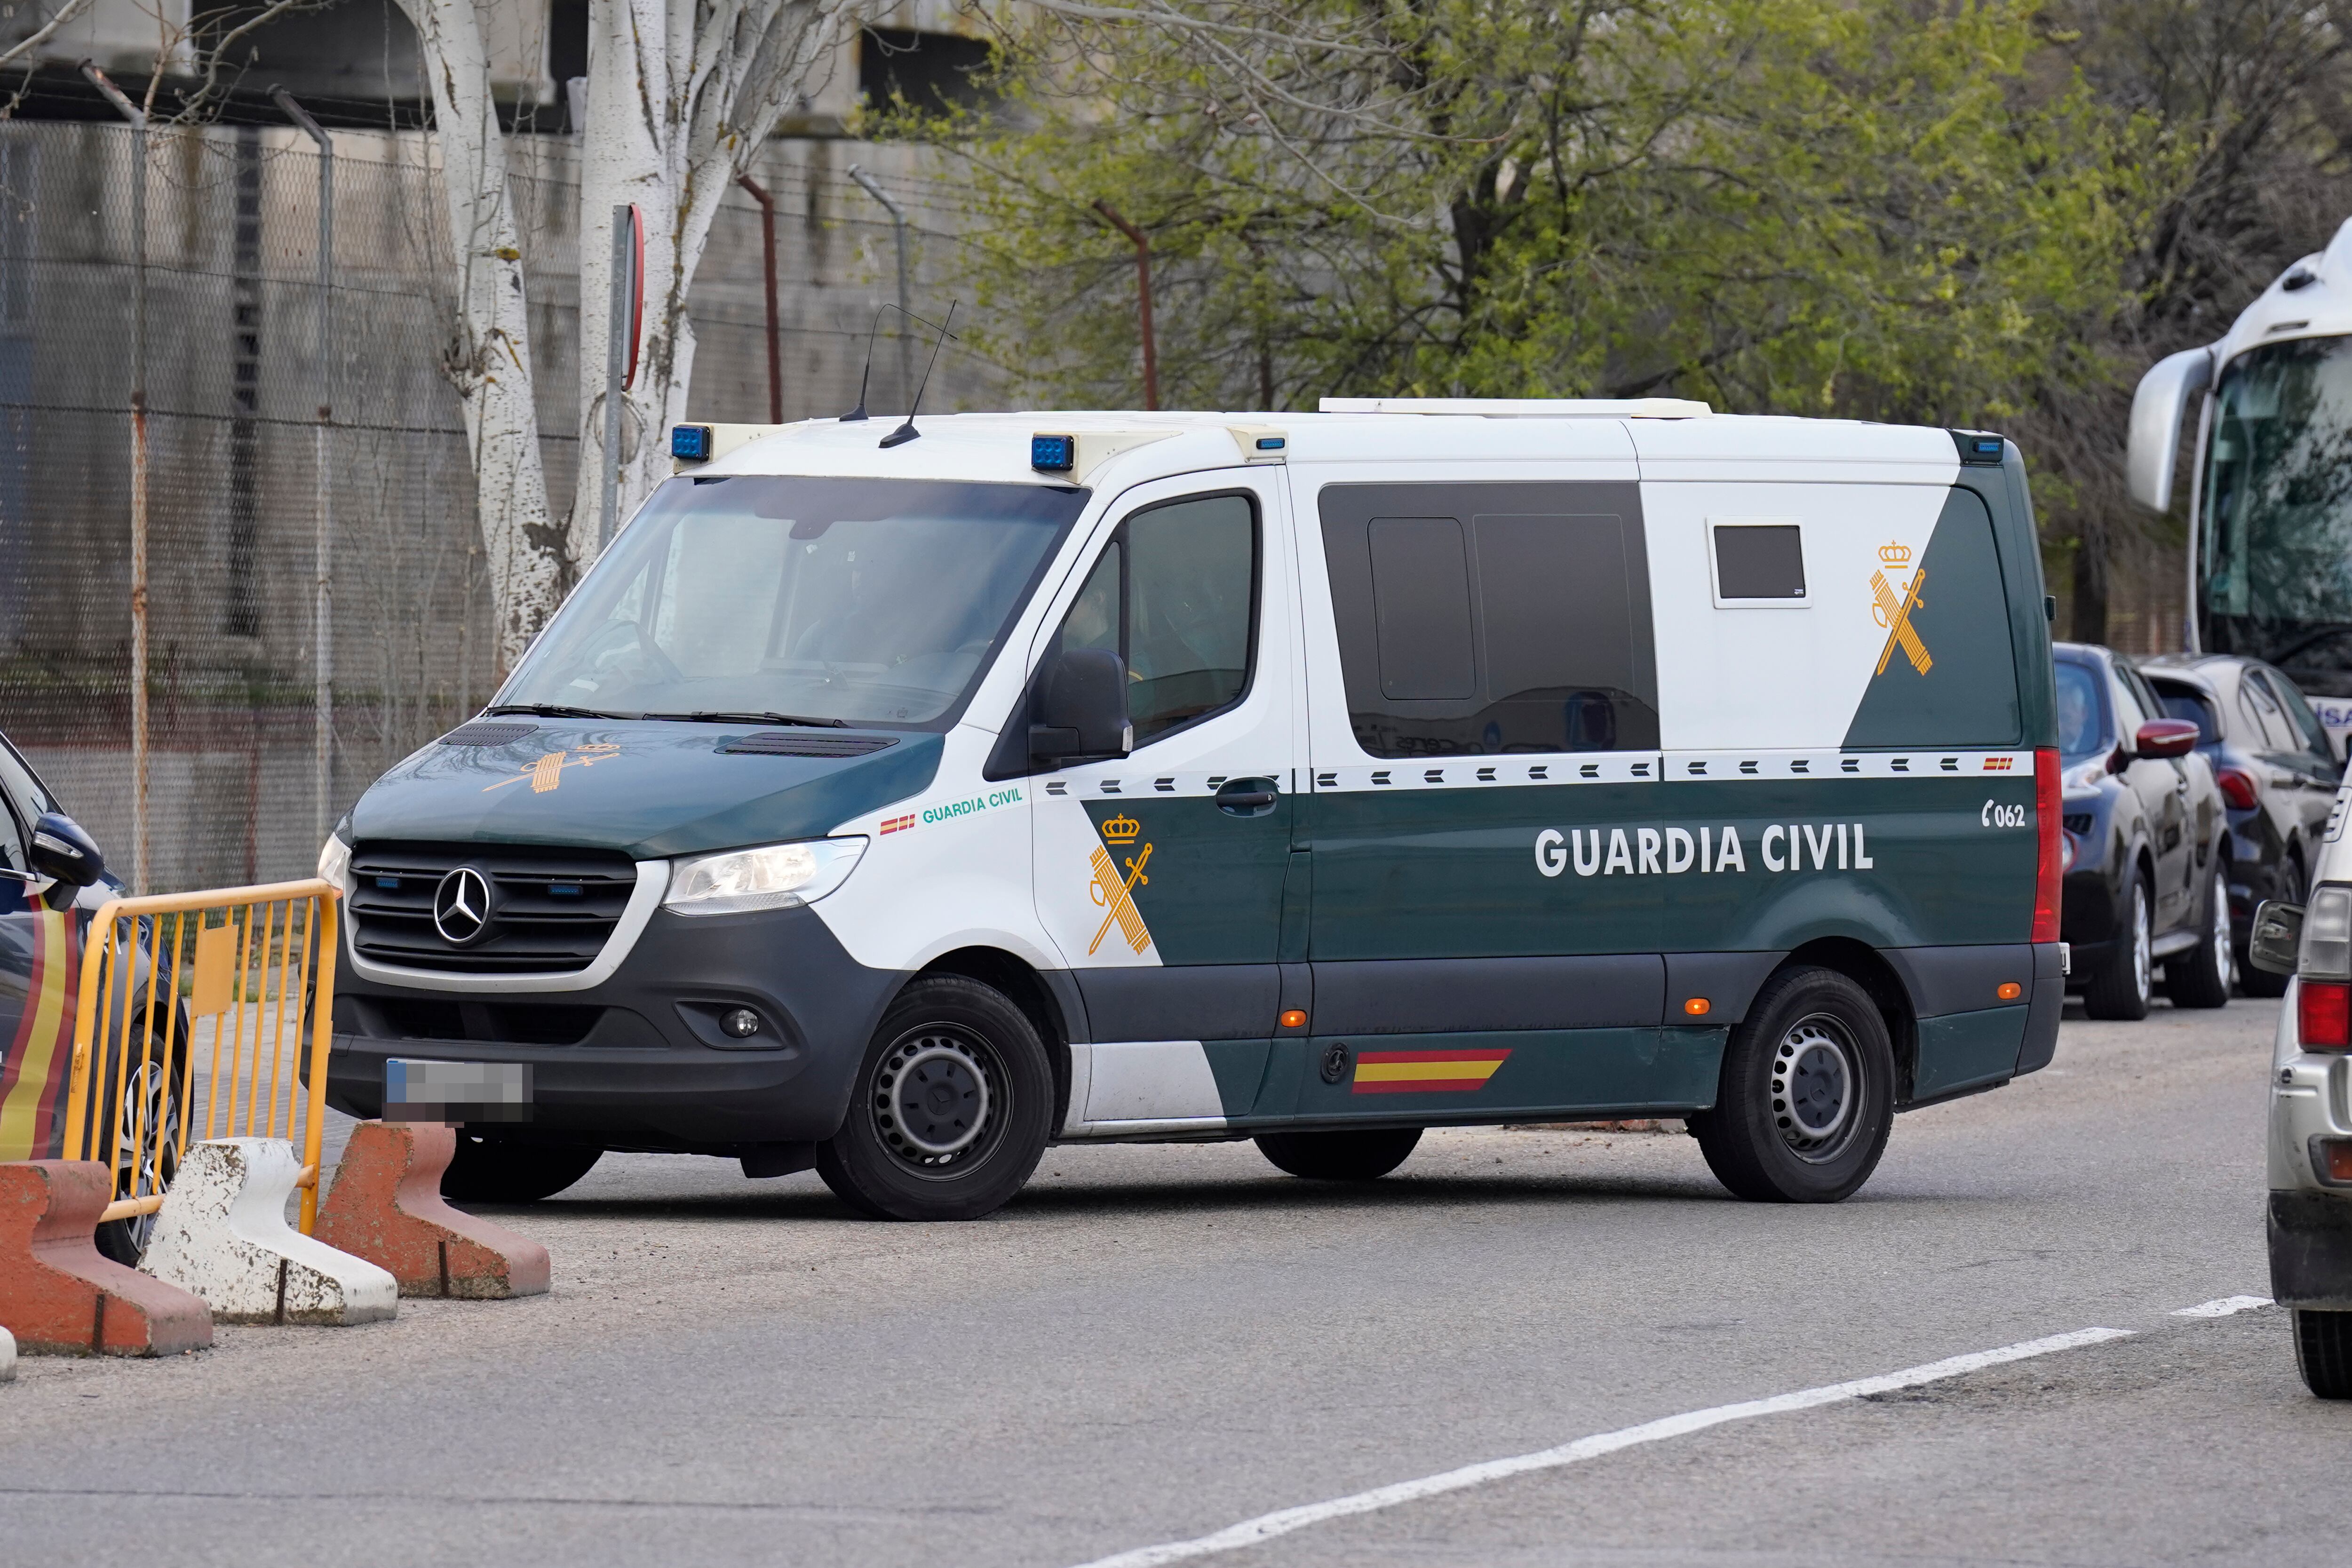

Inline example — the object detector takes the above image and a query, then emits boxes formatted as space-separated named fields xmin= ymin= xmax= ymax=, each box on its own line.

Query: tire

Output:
xmin=2242 ymin=855 xmax=2302 ymax=999
xmin=1255 ymin=1127 xmax=1422 ymax=1181
xmin=814 ymin=976 xmax=1052 ymax=1221
xmin=2164 ymin=862 xmax=2233 ymax=1009
xmin=90 ymin=1018 xmax=184 ymax=1268
xmin=2083 ymin=875 xmax=2154 ymax=1020
xmin=2292 ymin=1308 xmax=2352 ymax=1399
xmin=1690 ymin=966 xmax=1895 ymax=1204
xmin=441 ymin=1135 xmax=603 ymax=1203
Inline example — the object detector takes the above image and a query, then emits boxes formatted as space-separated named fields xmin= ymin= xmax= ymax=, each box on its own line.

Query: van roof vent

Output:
xmin=438 ymin=722 xmax=539 ymax=747
xmin=717 ymin=732 xmax=899 ymax=757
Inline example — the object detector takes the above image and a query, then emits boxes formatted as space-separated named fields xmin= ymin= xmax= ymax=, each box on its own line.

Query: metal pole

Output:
xmin=84 ymin=63 xmax=148 ymax=891
xmin=599 ymin=205 xmax=631 ymax=551
xmin=1093 ymin=201 xmax=1158 ymax=411
xmin=275 ymin=89 xmax=334 ymax=847
xmin=848 ymin=166 xmax=912 ymax=407
xmin=736 ymin=173 xmax=782 ymax=424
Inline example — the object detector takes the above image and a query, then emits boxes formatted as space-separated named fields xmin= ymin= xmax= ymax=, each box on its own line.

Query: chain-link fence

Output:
xmin=0 ymin=120 xmax=987 ymax=892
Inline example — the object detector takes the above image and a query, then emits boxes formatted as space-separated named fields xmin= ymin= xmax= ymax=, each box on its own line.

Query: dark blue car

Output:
xmin=2054 ymin=643 xmax=2232 ymax=1019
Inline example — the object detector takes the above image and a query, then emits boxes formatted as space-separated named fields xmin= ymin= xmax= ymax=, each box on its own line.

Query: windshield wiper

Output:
xmin=485 ymin=704 xmax=633 ymax=720
xmin=640 ymin=710 xmax=851 ymax=729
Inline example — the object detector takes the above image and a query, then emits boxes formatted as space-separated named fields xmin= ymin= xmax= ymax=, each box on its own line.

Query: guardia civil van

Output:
xmin=318 ymin=400 xmax=2064 ymax=1220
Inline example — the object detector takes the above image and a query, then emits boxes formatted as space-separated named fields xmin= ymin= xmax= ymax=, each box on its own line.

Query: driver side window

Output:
xmin=1049 ymin=494 xmax=1258 ymax=748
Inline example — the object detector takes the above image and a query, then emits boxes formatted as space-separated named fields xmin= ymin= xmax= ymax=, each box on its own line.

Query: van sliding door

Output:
xmin=1289 ymin=479 xmax=1686 ymax=1122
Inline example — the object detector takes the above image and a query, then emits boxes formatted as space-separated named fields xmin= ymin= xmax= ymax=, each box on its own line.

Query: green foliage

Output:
xmin=922 ymin=0 xmax=2160 ymax=426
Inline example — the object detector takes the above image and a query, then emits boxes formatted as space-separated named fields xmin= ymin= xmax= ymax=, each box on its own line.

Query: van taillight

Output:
xmin=2299 ymin=980 xmax=2352 ymax=1051
xmin=2033 ymin=747 xmax=2061 ymax=944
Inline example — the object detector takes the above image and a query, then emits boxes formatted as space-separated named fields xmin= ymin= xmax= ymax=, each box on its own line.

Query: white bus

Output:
xmin=2131 ymin=217 xmax=2352 ymax=748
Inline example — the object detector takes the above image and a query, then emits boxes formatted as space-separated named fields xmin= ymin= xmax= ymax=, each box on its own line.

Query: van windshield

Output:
xmin=497 ymin=476 xmax=1088 ymax=728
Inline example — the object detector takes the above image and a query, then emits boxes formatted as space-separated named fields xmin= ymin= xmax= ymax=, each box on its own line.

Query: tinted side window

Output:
xmin=1321 ymin=482 xmax=1657 ymax=756
xmin=2259 ymin=668 xmax=2334 ymax=756
xmin=1048 ymin=493 xmax=1258 ymax=748
xmin=1368 ymin=518 xmax=1475 ymax=699
xmin=2150 ymin=681 xmax=2218 ymax=744
xmin=2054 ymin=661 xmax=2108 ymax=756
xmin=2238 ymin=674 xmax=2299 ymax=753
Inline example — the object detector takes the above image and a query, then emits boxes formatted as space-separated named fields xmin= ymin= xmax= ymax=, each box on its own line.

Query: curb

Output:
xmin=0 ymin=1161 xmax=213 ymax=1356
xmin=139 ymin=1140 xmax=397 ymax=1326
xmin=319 ymin=1121 xmax=550 ymax=1298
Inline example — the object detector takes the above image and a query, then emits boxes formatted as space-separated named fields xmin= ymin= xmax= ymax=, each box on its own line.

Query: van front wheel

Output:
xmin=816 ymin=976 xmax=1052 ymax=1221
xmin=1691 ymin=966 xmax=1894 ymax=1204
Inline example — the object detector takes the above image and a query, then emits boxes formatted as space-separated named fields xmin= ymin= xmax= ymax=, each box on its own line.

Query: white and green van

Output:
xmin=320 ymin=401 xmax=2064 ymax=1218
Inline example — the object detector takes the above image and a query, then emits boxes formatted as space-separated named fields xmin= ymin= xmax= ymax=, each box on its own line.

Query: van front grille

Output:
xmin=348 ymin=843 xmax=638 ymax=974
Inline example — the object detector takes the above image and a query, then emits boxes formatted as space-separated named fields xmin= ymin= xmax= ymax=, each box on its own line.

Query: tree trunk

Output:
xmin=570 ymin=0 xmax=854 ymax=568
xmin=2070 ymin=525 xmax=2110 ymax=647
xmin=396 ymin=0 xmax=563 ymax=674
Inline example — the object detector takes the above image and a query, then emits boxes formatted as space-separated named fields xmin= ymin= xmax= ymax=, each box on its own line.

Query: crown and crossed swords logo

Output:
xmin=1088 ymin=814 xmax=1153 ymax=956
xmin=1869 ymin=541 xmax=1932 ymax=677
xmin=482 ymin=743 xmax=623 ymax=795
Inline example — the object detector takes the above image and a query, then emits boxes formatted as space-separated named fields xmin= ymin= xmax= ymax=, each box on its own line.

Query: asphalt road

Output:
xmin=3 ymin=996 xmax=2340 ymax=1567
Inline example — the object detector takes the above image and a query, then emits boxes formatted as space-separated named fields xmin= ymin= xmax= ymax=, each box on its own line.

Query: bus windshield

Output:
xmin=495 ymin=476 xmax=1088 ymax=728
xmin=2200 ymin=335 xmax=2352 ymax=696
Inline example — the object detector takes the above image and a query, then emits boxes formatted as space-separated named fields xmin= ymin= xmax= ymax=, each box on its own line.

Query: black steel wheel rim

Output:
xmin=1771 ymin=1012 xmax=1861 ymax=1163
xmin=869 ymin=1026 xmax=1007 ymax=1180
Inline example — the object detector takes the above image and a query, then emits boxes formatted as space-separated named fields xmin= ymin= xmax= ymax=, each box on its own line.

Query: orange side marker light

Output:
xmin=1279 ymin=1010 xmax=1307 ymax=1030
xmin=1683 ymin=997 xmax=1710 ymax=1017
xmin=1996 ymin=981 xmax=2022 ymax=1001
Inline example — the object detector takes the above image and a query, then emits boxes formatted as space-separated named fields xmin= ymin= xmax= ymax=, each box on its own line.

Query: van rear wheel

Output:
xmin=815 ymin=976 xmax=1051 ymax=1221
xmin=1255 ymin=1127 xmax=1422 ymax=1181
xmin=2293 ymin=1308 xmax=2352 ymax=1399
xmin=1691 ymin=966 xmax=1894 ymax=1204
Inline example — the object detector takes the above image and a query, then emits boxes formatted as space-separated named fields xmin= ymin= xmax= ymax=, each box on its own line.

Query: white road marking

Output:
xmin=1067 ymin=1326 xmax=2132 ymax=1568
xmin=2171 ymin=1295 xmax=2272 ymax=1318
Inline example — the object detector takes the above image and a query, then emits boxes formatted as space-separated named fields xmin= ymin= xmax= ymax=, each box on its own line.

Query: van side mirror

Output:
xmin=28 ymin=812 xmax=105 ymax=888
xmin=1030 ymin=648 xmax=1133 ymax=766
xmin=2133 ymin=718 xmax=2199 ymax=760
xmin=2250 ymin=899 xmax=2304 ymax=976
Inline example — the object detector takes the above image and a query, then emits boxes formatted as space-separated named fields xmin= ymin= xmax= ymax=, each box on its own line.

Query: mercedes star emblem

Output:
xmin=433 ymin=866 xmax=493 ymax=946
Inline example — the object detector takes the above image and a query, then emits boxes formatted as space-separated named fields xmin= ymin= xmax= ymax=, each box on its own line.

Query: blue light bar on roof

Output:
xmin=672 ymin=424 xmax=713 ymax=462
xmin=1032 ymin=433 xmax=1076 ymax=472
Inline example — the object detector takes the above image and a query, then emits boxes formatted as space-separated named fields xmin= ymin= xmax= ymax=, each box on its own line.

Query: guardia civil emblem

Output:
xmin=1870 ymin=541 xmax=1931 ymax=676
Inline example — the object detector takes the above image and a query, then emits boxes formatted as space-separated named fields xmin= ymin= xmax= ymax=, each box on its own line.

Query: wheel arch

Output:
xmin=911 ymin=946 xmax=1077 ymax=1135
xmin=1774 ymin=937 xmax=1920 ymax=1106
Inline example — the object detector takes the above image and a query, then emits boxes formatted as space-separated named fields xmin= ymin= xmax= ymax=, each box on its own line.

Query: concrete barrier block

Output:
xmin=139 ymin=1140 xmax=397 ymax=1326
xmin=0 ymin=1161 xmax=212 ymax=1356
xmin=318 ymin=1121 xmax=550 ymax=1299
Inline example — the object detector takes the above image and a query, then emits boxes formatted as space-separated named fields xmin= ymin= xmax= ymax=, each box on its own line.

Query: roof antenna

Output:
xmin=880 ymin=299 xmax=958 ymax=449
xmin=839 ymin=302 xmax=896 ymax=422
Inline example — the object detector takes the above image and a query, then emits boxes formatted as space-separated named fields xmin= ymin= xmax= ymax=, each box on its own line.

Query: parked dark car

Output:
xmin=2140 ymin=653 xmax=2345 ymax=997
xmin=2054 ymin=642 xmax=2232 ymax=1018
xmin=0 ymin=730 xmax=159 ymax=1262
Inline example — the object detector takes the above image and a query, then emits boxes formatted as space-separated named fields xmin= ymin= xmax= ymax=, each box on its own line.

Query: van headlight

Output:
xmin=663 ymin=837 xmax=866 ymax=917
xmin=316 ymin=828 xmax=352 ymax=894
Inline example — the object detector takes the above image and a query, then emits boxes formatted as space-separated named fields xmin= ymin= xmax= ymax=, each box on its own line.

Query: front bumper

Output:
xmin=325 ymin=903 xmax=906 ymax=1153
xmin=2268 ymin=980 xmax=2352 ymax=1307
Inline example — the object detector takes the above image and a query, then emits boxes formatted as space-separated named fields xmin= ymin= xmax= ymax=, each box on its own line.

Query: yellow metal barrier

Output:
xmin=60 ymin=879 xmax=341 ymax=1236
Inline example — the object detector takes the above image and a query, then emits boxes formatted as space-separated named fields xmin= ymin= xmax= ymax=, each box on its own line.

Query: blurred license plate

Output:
xmin=385 ymin=1059 xmax=532 ymax=1123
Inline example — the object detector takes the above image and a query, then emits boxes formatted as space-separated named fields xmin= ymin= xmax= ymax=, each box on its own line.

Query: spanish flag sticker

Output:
xmin=1352 ymin=1047 xmax=1511 ymax=1095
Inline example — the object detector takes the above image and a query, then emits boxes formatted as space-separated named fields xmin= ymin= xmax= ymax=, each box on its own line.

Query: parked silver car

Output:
xmin=2249 ymin=863 xmax=2352 ymax=1397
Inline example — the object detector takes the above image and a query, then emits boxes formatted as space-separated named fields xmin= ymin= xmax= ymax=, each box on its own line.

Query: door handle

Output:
xmin=1215 ymin=778 xmax=1279 ymax=817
